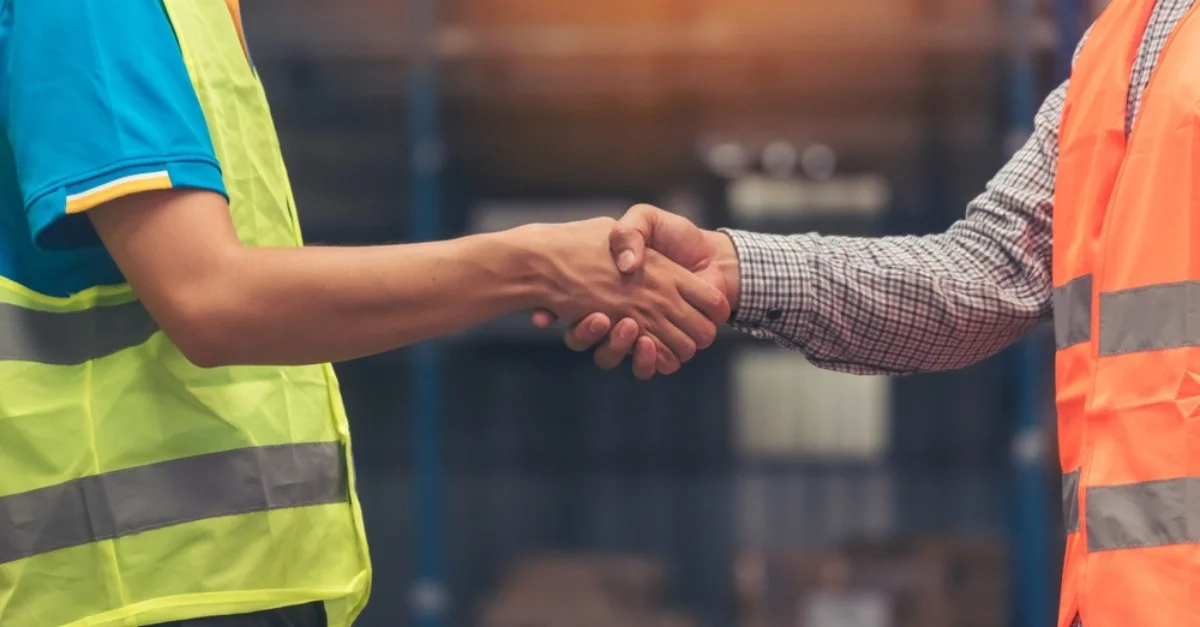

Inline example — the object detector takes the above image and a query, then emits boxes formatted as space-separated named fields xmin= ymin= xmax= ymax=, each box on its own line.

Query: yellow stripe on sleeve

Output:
xmin=65 ymin=171 xmax=174 ymax=214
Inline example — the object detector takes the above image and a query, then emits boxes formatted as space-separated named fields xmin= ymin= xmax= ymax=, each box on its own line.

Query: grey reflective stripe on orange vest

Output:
xmin=1063 ymin=468 xmax=1081 ymax=534
xmin=1087 ymin=477 xmax=1200 ymax=552
xmin=0 ymin=299 xmax=158 ymax=365
xmin=0 ymin=442 xmax=346 ymax=565
xmin=1053 ymin=274 xmax=1092 ymax=349
xmin=1099 ymin=280 xmax=1200 ymax=356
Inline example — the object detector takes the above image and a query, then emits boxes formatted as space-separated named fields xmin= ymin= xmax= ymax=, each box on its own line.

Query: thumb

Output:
xmin=610 ymin=204 xmax=660 ymax=274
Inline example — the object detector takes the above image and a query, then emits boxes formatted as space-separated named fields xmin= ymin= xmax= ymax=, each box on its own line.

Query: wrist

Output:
xmin=707 ymin=230 xmax=741 ymax=311
xmin=489 ymin=224 xmax=558 ymax=310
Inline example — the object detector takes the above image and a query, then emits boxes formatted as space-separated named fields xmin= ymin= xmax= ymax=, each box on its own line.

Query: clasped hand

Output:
xmin=530 ymin=205 xmax=739 ymax=380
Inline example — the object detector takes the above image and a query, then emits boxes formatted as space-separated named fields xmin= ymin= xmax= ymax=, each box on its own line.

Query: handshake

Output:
xmin=520 ymin=204 xmax=740 ymax=380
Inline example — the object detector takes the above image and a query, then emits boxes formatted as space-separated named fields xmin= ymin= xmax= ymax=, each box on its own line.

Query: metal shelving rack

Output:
xmin=386 ymin=1 xmax=1089 ymax=623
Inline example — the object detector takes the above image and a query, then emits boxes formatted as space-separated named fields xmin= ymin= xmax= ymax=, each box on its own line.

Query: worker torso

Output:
xmin=1053 ymin=0 xmax=1200 ymax=626
xmin=0 ymin=2 xmax=370 ymax=626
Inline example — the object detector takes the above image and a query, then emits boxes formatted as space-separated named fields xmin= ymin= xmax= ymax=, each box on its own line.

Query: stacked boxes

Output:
xmin=481 ymin=554 xmax=698 ymax=627
xmin=735 ymin=538 xmax=1007 ymax=627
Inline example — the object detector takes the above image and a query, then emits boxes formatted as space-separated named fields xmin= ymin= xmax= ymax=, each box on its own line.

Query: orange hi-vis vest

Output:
xmin=1054 ymin=0 xmax=1200 ymax=625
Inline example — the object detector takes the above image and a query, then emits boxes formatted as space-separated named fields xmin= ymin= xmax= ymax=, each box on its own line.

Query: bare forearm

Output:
xmin=173 ymin=229 xmax=544 ymax=366
xmin=91 ymin=191 xmax=727 ymax=369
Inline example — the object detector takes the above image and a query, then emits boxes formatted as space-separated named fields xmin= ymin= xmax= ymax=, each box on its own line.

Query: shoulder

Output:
xmin=4 ymin=0 xmax=227 ymax=255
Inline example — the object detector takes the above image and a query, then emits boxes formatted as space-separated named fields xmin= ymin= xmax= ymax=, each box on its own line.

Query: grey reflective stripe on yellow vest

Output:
xmin=0 ymin=442 xmax=346 ymax=565
xmin=0 ymin=299 xmax=158 ymax=364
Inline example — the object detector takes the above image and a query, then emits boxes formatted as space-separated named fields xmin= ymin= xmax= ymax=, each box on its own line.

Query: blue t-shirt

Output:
xmin=0 ymin=0 xmax=230 ymax=298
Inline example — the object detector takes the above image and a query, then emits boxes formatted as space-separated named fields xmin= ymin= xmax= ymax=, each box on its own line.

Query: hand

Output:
xmin=531 ymin=206 xmax=740 ymax=378
xmin=533 ymin=312 xmax=662 ymax=380
xmin=527 ymin=217 xmax=730 ymax=369
xmin=610 ymin=204 xmax=740 ymax=310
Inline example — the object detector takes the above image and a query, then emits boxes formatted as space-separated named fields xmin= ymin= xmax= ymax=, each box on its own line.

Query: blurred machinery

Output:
xmin=238 ymin=1 xmax=1091 ymax=625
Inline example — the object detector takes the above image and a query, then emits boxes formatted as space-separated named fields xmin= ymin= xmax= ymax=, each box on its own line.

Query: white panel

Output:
xmin=735 ymin=471 xmax=894 ymax=549
xmin=733 ymin=347 xmax=889 ymax=459
xmin=802 ymin=590 xmax=892 ymax=627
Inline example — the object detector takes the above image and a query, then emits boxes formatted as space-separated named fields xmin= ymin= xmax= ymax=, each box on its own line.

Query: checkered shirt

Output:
xmin=723 ymin=0 xmax=1194 ymax=375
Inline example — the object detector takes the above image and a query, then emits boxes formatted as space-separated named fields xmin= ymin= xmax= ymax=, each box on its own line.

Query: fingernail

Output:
xmin=618 ymin=250 xmax=636 ymax=272
xmin=589 ymin=318 xmax=608 ymax=334
xmin=620 ymin=324 xmax=636 ymax=341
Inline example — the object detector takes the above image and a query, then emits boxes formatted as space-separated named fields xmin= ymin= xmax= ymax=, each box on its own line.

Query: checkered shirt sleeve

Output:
xmin=720 ymin=81 xmax=1064 ymax=375
xmin=719 ymin=0 xmax=1195 ymax=376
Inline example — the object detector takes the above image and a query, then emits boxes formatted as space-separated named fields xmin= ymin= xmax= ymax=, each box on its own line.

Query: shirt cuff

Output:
xmin=719 ymin=228 xmax=819 ymax=346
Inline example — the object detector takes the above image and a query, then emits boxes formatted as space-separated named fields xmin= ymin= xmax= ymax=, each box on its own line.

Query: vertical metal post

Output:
xmin=1007 ymin=0 xmax=1052 ymax=626
xmin=407 ymin=0 xmax=447 ymax=625
xmin=1055 ymin=0 xmax=1084 ymax=80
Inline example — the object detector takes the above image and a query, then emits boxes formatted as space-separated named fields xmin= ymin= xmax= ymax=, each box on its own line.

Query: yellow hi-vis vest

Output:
xmin=0 ymin=3 xmax=372 ymax=626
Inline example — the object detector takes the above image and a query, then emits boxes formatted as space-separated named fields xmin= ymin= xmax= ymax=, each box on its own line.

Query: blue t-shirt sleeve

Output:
xmin=3 ymin=0 xmax=227 ymax=251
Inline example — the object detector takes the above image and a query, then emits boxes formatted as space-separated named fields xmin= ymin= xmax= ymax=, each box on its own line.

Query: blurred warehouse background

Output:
xmin=238 ymin=1 xmax=1109 ymax=626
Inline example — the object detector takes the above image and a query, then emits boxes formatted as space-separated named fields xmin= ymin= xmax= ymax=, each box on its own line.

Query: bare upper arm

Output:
xmin=89 ymin=189 xmax=244 ymax=355
xmin=3 ymin=0 xmax=240 ymax=342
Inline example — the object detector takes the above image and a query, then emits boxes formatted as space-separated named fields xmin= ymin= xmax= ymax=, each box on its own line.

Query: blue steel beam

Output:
xmin=407 ymin=0 xmax=446 ymax=625
xmin=1007 ymin=0 xmax=1052 ymax=626
xmin=1056 ymin=0 xmax=1085 ymax=79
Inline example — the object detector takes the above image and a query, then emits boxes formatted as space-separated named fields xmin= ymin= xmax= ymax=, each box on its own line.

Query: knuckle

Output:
xmin=610 ymin=327 xmax=635 ymax=350
xmin=678 ymin=340 xmax=698 ymax=363
xmin=710 ymin=291 xmax=730 ymax=318
xmin=564 ymin=335 xmax=589 ymax=352
xmin=658 ymin=350 xmax=681 ymax=373
xmin=582 ymin=328 xmax=606 ymax=345
xmin=635 ymin=313 xmax=655 ymax=334
xmin=613 ymin=223 xmax=639 ymax=237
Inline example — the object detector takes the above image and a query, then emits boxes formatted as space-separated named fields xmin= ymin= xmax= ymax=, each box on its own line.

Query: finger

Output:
xmin=651 ymin=335 xmax=681 ymax=375
xmin=647 ymin=284 xmax=710 ymax=362
xmin=531 ymin=308 xmax=558 ymax=329
xmin=610 ymin=204 xmax=661 ymax=274
xmin=594 ymin=318 xmax=639 ymax=370
xmin=564 ymin=313 xmax=612 ymax=352
xmin=631 ymin=336 xmax=658 ymax=380
xmin=668 ymin=309 xmax=719 ymax=354
xmin=670 ymin=280 xmax=726 ymax=352
xmin=650 ymin=316 xmax=698 ymax=365
xmin=677 ymin=274 xmax=732 ymax=330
